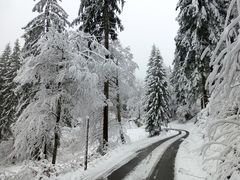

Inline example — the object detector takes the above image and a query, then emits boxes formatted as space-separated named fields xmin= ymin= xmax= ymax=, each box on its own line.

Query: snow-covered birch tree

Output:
xmin=17 ymin=0 xmax=70 ymax=123
xmin=11 ymin=28 xmax=108 ymax=163
xmin=109 ymin=40 xmax=138 ymax=143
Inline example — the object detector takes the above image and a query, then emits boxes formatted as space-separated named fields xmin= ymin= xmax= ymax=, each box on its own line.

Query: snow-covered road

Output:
xmin=58 ymin=129 xmax=184 ymax=180
xmin=148 ymin=130 xmax=189 ymax=180
xmin=97 ymin=130 xmax=188 ymax=180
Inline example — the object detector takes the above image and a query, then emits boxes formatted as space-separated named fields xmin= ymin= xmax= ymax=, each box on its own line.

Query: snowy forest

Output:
xmin=0 ymin=0 xmax=240 ymax=180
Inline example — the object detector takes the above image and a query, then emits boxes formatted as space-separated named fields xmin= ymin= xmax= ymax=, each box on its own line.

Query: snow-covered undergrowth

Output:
xmin=172 ymin=120 xmax=207 ymax=180
xmin=200 ymin=113 xmax=240 ymax=180
xmin=173 ymin=110 xmax=240 ymax=180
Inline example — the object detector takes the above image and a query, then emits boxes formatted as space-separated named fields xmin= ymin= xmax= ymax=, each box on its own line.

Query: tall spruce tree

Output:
xmin=172 ymin=0 xmax=227 ymax=112
xmin=73 ymin=0 xmax=124 ymax=41
xmin=74 ymin=0 xmax=125 ymax=148
xmin=22 ymin=0 xmax=69 ymax=57
xmin=144 ymin=46 xmax=170 ymax=136
xmin=0 ymin=40 xmax=21 ymax=142
xmin=0 ymin=43 xmax=12 ymax=141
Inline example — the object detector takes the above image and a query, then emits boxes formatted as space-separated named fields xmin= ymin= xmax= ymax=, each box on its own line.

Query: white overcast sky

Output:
xmin=0 ymin=0 xmax=179 ymax=79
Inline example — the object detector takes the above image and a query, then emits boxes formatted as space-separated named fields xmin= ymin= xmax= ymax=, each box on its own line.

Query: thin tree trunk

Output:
xmin=44 ymin=142 xmax=47 ymax=159
xmin=116 ymin=60 xmax=125 ymax=144
xmin=84 ymin=117 xmax=90 ymax=170
xmin=201 ymin=72 xmax=208 ymax=109
xmin=103 ymin=0 xmax=110 ymax=150
xmin=116 ymin=93 xmax=125 ymax=144
xmin=45 ymin=1 xmax=50 ymax=33
xmin=103 ymin=0 xmax=109 ymax=51
xmin=138 ymin=107 xmax=141 ymax=120
xmin=52 ymin=96 xmax=61 ymax=165
xmin=103 ymin=81 xmax=109 ymax=148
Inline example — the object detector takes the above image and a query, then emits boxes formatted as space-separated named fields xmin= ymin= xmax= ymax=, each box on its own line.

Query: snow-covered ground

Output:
xmin=171 ymin=120 xmax=207 ymax=180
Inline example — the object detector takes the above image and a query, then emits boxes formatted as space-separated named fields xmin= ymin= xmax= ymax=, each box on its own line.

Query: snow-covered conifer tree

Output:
xmin=22 ymin=0 xmax=69 ymax=57
xmin=0 ymin=43 xmax=13 ymax=141
xmin=0 ymin=40 xmax=21 ymax=142
xmin=73 ymin=0 xmax=124 ymax=41
xmin=172 ymin=0 xmax=227 ymax=113
xmin=144 ymin=46 xmax=170 ymax=136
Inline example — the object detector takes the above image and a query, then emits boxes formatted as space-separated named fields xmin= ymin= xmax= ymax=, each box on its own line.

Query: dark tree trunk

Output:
xmin=52 ymin=97 xmax=61 ymax=165
xmin=116 ymin=85 xmax=125 ymax=144
xmin=103 ymin=0 xmax=110 ymax=150
xmin=84 ymin=117 xmax=90 ymax=170
xmin=44 ymin=142 xmax=47 ymax=160
xmin=116 ymin=60 xmax=125 ymax=144
xmin=103 ymin=81 xmax=109 ymax=149
xmin=138 ymin=107 xmax=141 ymax=120
xmin=117 ymin=94 xmax=126 ymax=144
xmin=103 ymin=0 xmax=109 ymax=51
xmin=44 ymin=2 xmax=50 ymax=33
xmin=201 ymin=73 xmax=208 ymax=109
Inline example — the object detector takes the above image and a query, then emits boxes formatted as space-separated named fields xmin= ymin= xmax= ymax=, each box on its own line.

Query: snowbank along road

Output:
xmin=97 ymin=129 xmax=189 ymax=180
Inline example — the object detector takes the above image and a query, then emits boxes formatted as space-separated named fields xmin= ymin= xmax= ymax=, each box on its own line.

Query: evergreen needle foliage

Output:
xmin=144 ymin=45 xmax=170 ymax=136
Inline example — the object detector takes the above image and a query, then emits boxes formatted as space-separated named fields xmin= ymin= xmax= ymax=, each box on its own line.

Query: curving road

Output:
xmin=148 ymin=130 xmax=189 ymax=180
xmin=97 ymin=129 xmax=189 ymax=180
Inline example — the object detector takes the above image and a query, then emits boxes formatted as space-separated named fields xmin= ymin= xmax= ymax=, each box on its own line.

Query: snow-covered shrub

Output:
xmin=176 ymin=105 xmax=191 ymax=123
xmin=0 ymin=139 xmax=13 ymax=164
xmin=176 ymin=103 xmax=199 ymax=123
xmin=202 ymin=118 xmax=240 ymax=180
xmin=0 ymin=160 xmax=58 ymax=180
